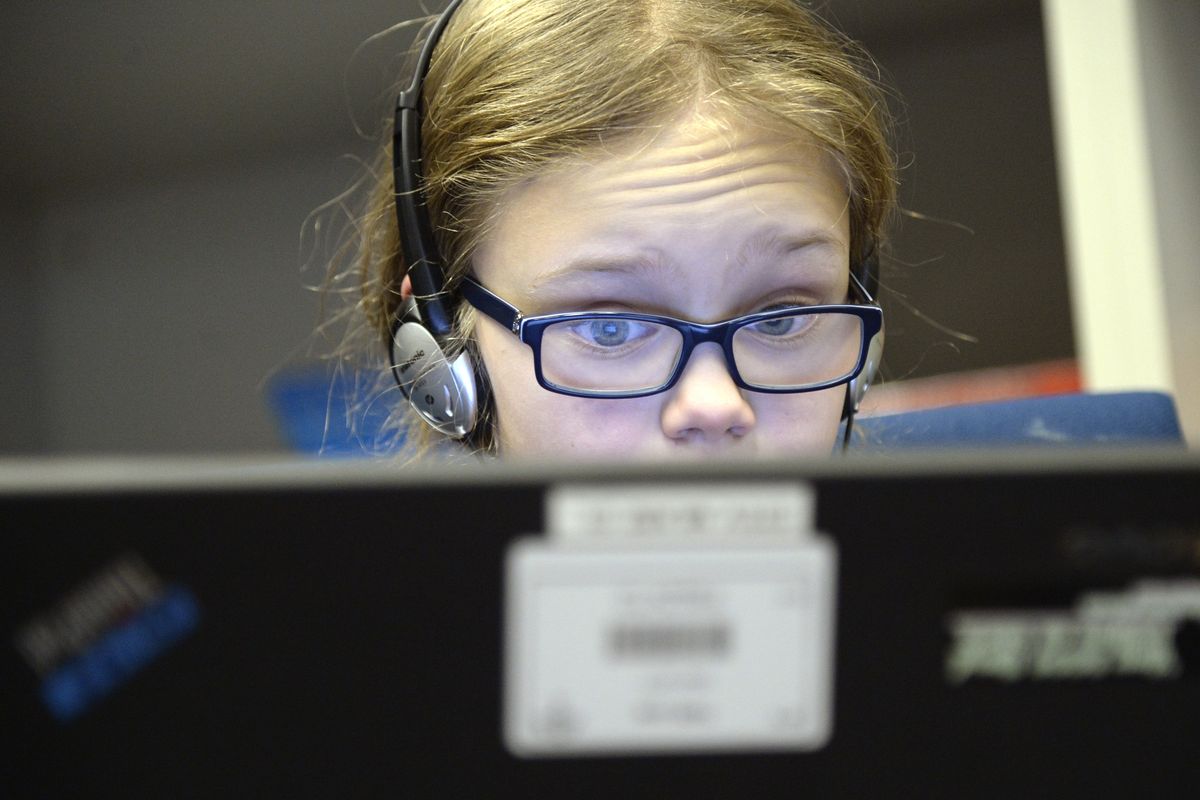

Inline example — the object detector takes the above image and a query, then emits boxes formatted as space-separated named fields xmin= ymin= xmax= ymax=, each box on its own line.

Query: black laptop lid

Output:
xmin=4 ymin=452 xmax=1199 ymax=797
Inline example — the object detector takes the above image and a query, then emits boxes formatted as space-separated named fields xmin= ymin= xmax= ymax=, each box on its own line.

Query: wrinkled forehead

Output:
xmin=596 ymin=111 xmax=842 ymax=208
xmin=546 ymin=102 xmax=847 ymax=199
xmin=482 ymin=106 xmax=850 ymax=250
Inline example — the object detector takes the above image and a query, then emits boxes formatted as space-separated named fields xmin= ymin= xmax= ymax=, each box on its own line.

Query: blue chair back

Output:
xmin=265 ymin=366 xmax=396 ymax=456
xmin=854 ymin=391 xmax=1184 ymax=449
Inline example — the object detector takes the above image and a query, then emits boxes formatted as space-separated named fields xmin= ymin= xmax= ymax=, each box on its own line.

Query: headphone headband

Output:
xmin=392 ymin=0 xmax=466 ymax=337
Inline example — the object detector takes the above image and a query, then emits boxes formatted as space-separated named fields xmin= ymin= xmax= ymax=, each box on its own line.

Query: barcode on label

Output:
xmin=608 ymin=624 xmax=730 ymax=659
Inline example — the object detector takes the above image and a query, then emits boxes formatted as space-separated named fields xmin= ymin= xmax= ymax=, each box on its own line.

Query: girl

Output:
xmin=330 ymin=0 xmax=895 ymax=460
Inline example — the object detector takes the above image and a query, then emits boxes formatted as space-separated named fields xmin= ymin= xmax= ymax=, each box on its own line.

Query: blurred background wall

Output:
xmin=0 ymin=0 xmax=1194 ymax=454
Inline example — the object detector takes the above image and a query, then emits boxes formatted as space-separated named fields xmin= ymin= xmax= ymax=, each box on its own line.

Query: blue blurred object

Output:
xmin=854 ymin=391 xmax=1184 ymax=449
xmin=265 ymin=365 xmax=396 ymax=456
xmin=266 ymin=365 xmax=1185 ymax=454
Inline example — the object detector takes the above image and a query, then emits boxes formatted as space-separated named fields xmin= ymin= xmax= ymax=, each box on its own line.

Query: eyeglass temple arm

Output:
xmin=460 ymin=276 xmax=523 ymax=334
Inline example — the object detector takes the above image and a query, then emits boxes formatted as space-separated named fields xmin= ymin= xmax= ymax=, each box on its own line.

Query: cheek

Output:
xmin=505 ymin=398 xmax=657 ymax=456
xmin=473 ymin=318 xmax=536 ymax=416
xmin=754 ymin=388 xmax=846 ymax=453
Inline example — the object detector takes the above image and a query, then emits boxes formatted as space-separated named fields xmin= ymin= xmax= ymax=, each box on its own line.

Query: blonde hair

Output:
xmin=330 ymin=0 xmax=897 ymax=457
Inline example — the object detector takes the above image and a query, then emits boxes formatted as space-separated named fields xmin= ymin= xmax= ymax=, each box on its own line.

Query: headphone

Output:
xmin=388 ymin=0 xmax=476 ymax=438
xmin=847 ymin=249 xmax=884 ymax=417
xmin=388 ymin=0 xmax=883 ymax=439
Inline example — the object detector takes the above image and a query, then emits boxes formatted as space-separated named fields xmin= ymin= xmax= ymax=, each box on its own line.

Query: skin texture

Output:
xmin=442 ymin=109 xmax=854 ymax=459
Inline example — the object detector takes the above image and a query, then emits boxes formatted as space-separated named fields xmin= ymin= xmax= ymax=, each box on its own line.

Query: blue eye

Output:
xmin=588 ymin=319 xmax=632 ymax=347
xmin=559 ymin=317 xmax=662 ymax=352
xmin=752 ymin=316 xmax=797 ymax=336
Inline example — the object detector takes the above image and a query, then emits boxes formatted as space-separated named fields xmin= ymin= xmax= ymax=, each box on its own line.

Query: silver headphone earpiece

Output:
xmin=849 ymin=325 xmax=884 ymax=414
xmin=844 ymin=257 xmax=884 ymax=418
xmin=389 ymin=298 xmax=478 ymax=438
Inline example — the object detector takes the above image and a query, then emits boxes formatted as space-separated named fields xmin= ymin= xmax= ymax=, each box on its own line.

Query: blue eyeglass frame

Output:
xmin=459 ymin=275 xmax=884 ymax=399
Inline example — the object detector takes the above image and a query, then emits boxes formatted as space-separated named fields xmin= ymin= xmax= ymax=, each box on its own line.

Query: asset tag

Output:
xmin=503 ymin=538 xmax=837 ymax=757
xmin=546 ymin=483 xmax=813 ymax=546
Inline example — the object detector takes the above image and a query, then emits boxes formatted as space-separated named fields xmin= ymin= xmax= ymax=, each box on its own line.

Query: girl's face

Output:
xmin=471 ymin=110 xmax=853 ymax=460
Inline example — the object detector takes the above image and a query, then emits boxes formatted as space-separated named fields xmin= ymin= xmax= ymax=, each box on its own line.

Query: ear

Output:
xmin=400 ymin=274 xmax=413 ymax=301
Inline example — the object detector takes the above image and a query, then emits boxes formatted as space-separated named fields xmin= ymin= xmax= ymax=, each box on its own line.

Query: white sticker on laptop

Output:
xmin=503 ymin=539 xmax=837 ymax=757
xmin=546 ymin=482 xmax=814 ymax=546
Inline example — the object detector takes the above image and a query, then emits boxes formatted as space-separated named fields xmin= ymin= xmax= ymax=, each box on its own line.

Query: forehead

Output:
xmin=580 ymin=110 xmax=843 ymax=205
xmin=473 ymin=109 xmax=851 ymax=305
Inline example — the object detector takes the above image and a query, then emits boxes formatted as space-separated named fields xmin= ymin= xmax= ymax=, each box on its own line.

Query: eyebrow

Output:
xmin=527 ymin=228 xmax=845 ymax=296
xmin=736 ymin=230 xmax=845 ymax=268
xmin=527 ymin=250 xmax=681 ymax=294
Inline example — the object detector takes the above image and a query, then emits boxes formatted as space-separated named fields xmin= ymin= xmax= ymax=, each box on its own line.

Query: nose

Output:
xmin=660 ymin=343 xmax=756 ymax=444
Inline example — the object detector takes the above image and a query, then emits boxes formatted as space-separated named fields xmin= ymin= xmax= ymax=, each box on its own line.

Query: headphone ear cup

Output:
xmin=389 ymin=303 xmax=478 ymax=438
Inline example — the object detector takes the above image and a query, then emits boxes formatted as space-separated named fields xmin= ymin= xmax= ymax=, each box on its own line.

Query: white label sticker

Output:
xmin=546 ymin=483 xmax=814 ymax=546
xmin=504 ymin=539 xmax=837 ymax=757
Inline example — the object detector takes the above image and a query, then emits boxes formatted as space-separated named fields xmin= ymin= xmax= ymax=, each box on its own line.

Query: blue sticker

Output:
xmin=40 ymin=586 xmax=201 ymax=722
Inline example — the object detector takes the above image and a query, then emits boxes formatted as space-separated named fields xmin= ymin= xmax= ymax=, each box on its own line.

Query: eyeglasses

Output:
xmin=460 ymin=275 xmax=883 ymax=399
